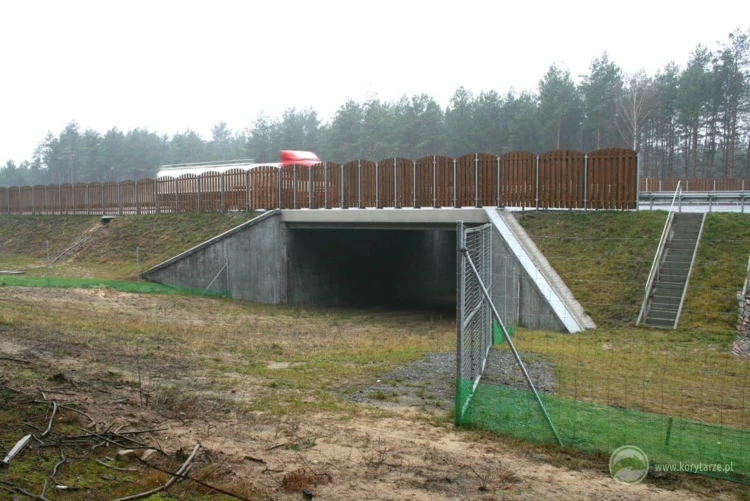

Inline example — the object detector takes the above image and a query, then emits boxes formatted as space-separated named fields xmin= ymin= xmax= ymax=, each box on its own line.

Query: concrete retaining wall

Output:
xmin=143 ymin=210 xmax=285 ymax=304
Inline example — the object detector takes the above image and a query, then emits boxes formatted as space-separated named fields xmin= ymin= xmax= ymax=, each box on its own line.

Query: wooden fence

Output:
xmin=640 ymin=177 xmax=750 ymax=192
xmin=0 ymin=148 xmax=638 ymax=215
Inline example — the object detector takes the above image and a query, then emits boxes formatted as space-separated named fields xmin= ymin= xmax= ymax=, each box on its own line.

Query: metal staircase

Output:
xmin=637 ymin=183 xmax=706 ymax=329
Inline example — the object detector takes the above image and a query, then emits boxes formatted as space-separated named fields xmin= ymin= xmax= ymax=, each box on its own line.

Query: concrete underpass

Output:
xmin=286 ymin=229 xmax=455 ymax=310
xmin=143 ymin=209 xmax=594 ymax=333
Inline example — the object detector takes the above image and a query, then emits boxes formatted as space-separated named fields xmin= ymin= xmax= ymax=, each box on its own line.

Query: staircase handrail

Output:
xmin=637 ymin=181 xmax=682 ymax=326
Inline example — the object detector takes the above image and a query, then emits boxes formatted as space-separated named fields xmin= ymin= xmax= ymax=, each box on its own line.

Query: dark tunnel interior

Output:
xmin=286 ymin=229 xmax=456 ymax=312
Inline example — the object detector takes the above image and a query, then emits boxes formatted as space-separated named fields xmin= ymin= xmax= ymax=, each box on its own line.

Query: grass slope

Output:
xmin=0 ymin=212 xmax=259 ymax=280
xmin=682 ymin=213 xmax=750 ymax=332
xmin=515 ymin=211 xmax=666 ymax=327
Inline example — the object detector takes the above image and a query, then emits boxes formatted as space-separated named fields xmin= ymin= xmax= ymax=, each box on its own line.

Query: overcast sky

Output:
xmin=1 ymin=0 xmax=748 ymax=165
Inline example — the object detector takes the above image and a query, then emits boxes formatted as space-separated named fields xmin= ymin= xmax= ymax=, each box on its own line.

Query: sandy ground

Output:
xmin=0 ymin=287 xmax=743 ymax=500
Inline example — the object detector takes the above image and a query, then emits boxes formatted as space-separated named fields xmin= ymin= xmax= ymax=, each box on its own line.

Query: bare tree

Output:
xmin=617 ymin=71 xmax=653 ymax=150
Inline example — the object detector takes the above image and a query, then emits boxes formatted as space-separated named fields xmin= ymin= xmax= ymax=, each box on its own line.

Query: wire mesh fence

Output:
xmin=457 ymin=211 xmax=750 ymax=484
xmin=455 ymin=222 xmax=493 ymax=424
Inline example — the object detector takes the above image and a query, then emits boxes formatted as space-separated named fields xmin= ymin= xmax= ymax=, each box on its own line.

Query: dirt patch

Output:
xmin=0 ymin=286 xmax=743 ymax=500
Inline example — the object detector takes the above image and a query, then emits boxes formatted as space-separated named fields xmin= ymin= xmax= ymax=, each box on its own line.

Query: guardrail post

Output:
xmin=659 ymin=179 xmax=662 ymax=192
xmin=375 ymin=162 xmax=379 ymax=208
xmin=474 ymin=153 xmax=479 ymax=207
xmin=452 ymin=158 xmax=457 ymax=207
xmin=713 ymin=179 xmax=716 ymax=192
xmin=686 ymin=179 xmax=689 ymax=191
xmin=432 ymin=156 xmax=436 ymax=208
xmin=742 ymin=196 xmax=746 ymax=214
xmin=678 ymin=192 xmax=682 ymax=213
xmin=583 ymin=154 xmax=588 ymax=211
xmin=709 ymin=195 xmax=713 ymax=213
xmin=535 ymin=155 xmax=540 ymax=210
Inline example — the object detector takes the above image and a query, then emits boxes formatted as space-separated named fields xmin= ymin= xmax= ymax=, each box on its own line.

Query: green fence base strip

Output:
xmin=0 ymin=276 xmax=229 ymax=298
xmin=493 ymin=320 xmax=513 ymax=345
xmin=455 ymin=378 xmax=474 ymax=426
xmin=464 ymin=383 xmax=750 ymax=484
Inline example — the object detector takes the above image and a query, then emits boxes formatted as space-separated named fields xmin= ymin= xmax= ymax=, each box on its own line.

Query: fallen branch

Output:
xmin=113 ymin=443 xmax=200 ymax=501
xmin=0 ymin=356 xmax=32 ymax=364
xmin=0 ymin=479 xmax=52 ymax=501
xmin=95 ymin=460 xmax=138 ymax=472
xmin=41 ymin=402 xmax=57 ymax=437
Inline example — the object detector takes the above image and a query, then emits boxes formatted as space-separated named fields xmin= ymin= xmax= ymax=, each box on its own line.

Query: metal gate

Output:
xmin=455 ymin=222 xmax=493 ymax=422
xmin=455 ymin=220 xmax=562 ymax=445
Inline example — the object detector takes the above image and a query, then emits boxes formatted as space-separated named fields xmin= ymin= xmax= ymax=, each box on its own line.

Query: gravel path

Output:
xmin=344 ymin=348 xmax=555 ymax=409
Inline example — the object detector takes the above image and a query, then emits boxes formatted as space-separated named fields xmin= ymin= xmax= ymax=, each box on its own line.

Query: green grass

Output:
xmin=515 ymin=210 xmax=666 ymax=326
xmin=465 ymin=383 xmax=750 ymax=483
xmin=0 ymin=275 xmax=228 ymax=296
xmin=0 ymin=212 xmax=259 ymax=280
xmin=682 ymin=213 xmax=750 ymax=331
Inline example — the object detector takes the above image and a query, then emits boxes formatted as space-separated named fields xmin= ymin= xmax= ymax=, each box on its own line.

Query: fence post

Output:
xmin=635 ymin=153 xmax=640 ymax=210
xmin=135 ymin=180 xmax=140 ymax=215
xmin=412 ymin=160 xmax=416 ymax=207
xmin=496 ymin=155 xmax=500 ymax=207
xmin=357 ymin=160 xmax=361 ymax=208
xmin=72 ymin=182 xmax=75 ymax=215
xmin=31 ymin=186 xmax=35 ymax=215
xmin=474 ymin=152 xmax=479 ymax=207
xmin=375 ymin=162 xmax=379 ymax=208
xmin=155 ymin=180 xmax=160 ymax=214
xmin=432 ymin=155 xmax=436 ymax=208
xmin=277 ymin=169 xmax=281 ymax=209
xmin=686 ymin=179 xmax=689 ymax=191
xmin=340 ymin=164 xmax=344 ymax=209
xmin=221 ymin=173 xmax=226 ymax=212
xmin=293 ymin=165 xmax=297 ymax=209
xmin=535 ymin=155 xmax=540 ymax=210
xmin=85 ymin=184 xmax=90 ymax=215
xmin=197 ymin=176 xmax=201 ymax=212
xmin=245 ymin=171 xmax=250 ymax=212
xmin=309 ymin=167 xmax=313 ymax=209
xmin=393 ymin=158 xmax=397 ymax=208
xmin=43 ymin=185 xmax=47 ymax=215
xmin=324 ymin=162 xmax=328 ymax=209
xmin=659 ymin=179 xmax=662 ymax=192
xmin=58 ymin=184 xmax=61 ymax=215
xmin=452 ymin=158 xmax=457 ymax=207
xmin=584 ymin=154 xmax=589 ymax=211
xmin=455 ymin=219 xmax=465 ymax=422
xmin=101 ymin=184 xmax=105 ymax=215
xmin=713 ymin=179 xmax=716 ymax=192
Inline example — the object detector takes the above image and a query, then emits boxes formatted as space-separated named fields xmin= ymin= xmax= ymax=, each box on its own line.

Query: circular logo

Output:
xmin=609 ymin=445 xmax=649 ymax=484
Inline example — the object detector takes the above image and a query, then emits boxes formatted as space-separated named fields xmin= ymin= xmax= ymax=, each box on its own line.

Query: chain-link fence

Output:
xmin=455 ymin=222 xmax=493 ymax=423
xmin=458 ymin=211 xmax=750 ymax=484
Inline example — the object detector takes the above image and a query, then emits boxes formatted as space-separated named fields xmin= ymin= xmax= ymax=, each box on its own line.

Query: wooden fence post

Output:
xmin=535 ymin=155 xmax=540 ymax=210
xmin=452 ymin=158 xmax=457 ymax=207
xmin=474 ymin=152 xmax=479 ymax=207
xmin=583 ymin=154 xmax=588 ymax=211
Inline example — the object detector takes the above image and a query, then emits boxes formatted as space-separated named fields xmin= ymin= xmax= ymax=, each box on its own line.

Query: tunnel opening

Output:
xmin=286 ymin=228 xmax=457 ymax=314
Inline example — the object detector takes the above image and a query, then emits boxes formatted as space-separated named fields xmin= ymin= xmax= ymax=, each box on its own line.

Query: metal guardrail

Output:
xmin=640 ymin=191 xmax=750 ymax=212
xmin=636 ymin=182 xmax=682 ymax=326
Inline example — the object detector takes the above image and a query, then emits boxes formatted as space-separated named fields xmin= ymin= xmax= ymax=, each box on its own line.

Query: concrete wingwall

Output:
xmin=143 ymin=210 xmax=285 ymax=304
xmin=486 ymin=209 xmax=595 ymax=333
